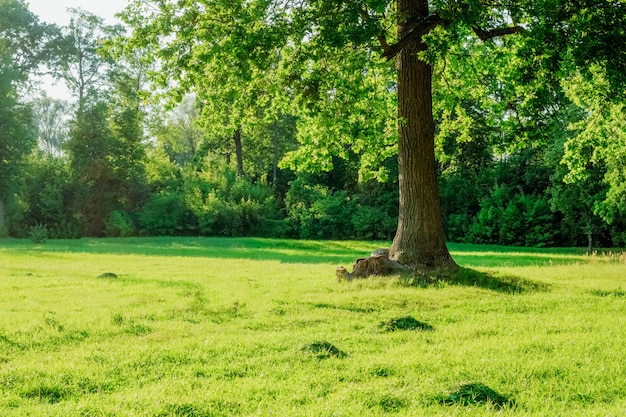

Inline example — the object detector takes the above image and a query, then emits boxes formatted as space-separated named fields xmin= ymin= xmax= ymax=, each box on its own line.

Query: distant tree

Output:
xmin=0 ymin=60 xmax=35 ymax=231
xmin=65 ymin=101 xmax=116 ymax=235
xmin=51 ymin=8 xmax=116 ymax=113
xmin=32 ymin=96 xmax=70 ymax=157
xmin=157 ymin=95 xmax=205 ymax=166
xmin=106 ymin=50 xmax=149 ymax=213
xmin=0 ymin=0 xmax=58 ymax=232
xmin=550 ymin=67 xmax=626 ymax=249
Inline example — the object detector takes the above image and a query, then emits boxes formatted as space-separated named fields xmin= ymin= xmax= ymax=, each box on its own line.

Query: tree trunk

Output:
xmin=389 ymin=0 xmax=457 ymax=270
xmin=583 ymin=217 xmax=594 ymax=254
xmin=272 ymin=120 xmax=280 ymax=187
xmin=233 ymin=127 xmax=244 ymax=177
xmin=0 ymin=197 xmax=5 ymax=231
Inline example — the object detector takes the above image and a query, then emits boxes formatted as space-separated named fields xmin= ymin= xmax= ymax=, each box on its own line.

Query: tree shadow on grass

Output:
xmin=9 ymin=236 xmax=378 ymax=265
xmin=401 ymin=267 xmax=550 ymax=294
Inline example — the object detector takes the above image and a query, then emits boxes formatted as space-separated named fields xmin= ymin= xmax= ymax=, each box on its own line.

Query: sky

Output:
xmin=28 ymin=0 xmax=128 ymax=26
xmin=27 ymin=0 xmax=129 ymax=99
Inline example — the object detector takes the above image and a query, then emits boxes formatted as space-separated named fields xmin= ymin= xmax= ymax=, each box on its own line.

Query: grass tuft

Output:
xmin=589 ymin=288 xmax=626 ymax=297
xmin=301 ymin=341 xmax=347 ymax=359
xmin=379 ymin=316 xmax=433 ymax=332
xmin=365 ymin=393 xmax=410 ymax=412
xmin=436 ymin=382 xmax=515 ymax=408
xmin=159 ymin=403 xmax=211 ymax=417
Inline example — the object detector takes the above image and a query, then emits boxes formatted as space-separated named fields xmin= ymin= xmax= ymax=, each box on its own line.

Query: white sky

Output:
xmin=27 ymin=0 xmax=129 ymax=99
xmin=27 ymin=0 xmax=128 ymax=26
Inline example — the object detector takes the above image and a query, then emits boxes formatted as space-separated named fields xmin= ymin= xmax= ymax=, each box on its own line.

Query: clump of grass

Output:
xmin=369 ymin=364 xmax=397 ymax=378
xmin=110 ymin=312 xmax=153 ymax=335
xmin=589 ymin=288 xmax=626 ymax=297
xmin=301 ymin=341 xmax=347 ymax=359
xmin=585 ymin=250 xmax=626 ymax=263
xmin=365 ymin=393 xmax=410 ymax=412
xmin=379 ymin=316 xmax=433 ymax=332
xmin=20 ymin=382 xmax=69 ymax=404
xmin=436 ymin=382 xmax=515 ymax=408
xmin=43 ymin=311 xmax=64 ymax=332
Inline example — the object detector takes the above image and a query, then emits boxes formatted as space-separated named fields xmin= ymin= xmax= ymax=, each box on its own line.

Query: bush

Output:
xmin=105 ymin=211 xmax=136 ymax=237
xmin=29 ymin=223 xmax=48 ymax=243
xmin=351 ymin=204 xmax=396 ymax=240
xmin=285 ymin=181 xmax=357 ymax=239
xmin=48 ymin=218 xmax=83 ymax=239
xmin=137 ymin=193 xmax=195 ymax=235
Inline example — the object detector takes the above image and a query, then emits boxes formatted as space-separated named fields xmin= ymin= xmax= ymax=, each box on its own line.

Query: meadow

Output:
xmin=0 ymin=237 xmax=625 ymax=416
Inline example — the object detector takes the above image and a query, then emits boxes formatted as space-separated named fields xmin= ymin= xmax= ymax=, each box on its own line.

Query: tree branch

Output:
xmin=380 ymin=14 xmax=447 ymax=60
xmin=471 ymin=25 xmax=525 ymax=41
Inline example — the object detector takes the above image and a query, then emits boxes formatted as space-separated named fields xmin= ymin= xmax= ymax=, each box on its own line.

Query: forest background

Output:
xmin=2 ymin=0 xmax=626 ymax=250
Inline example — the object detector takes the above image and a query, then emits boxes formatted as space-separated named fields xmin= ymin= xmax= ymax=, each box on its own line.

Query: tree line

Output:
xmin=2 ymin=0 xmax=625 ymax=254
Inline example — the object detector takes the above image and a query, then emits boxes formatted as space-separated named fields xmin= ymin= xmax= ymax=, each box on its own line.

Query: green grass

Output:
xmin=1 ymin=237 xmax=625 ymax=416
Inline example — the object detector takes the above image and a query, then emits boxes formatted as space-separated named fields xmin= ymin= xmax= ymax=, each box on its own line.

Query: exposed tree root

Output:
xmin=336 ymin=248 xmax=459 ymax=282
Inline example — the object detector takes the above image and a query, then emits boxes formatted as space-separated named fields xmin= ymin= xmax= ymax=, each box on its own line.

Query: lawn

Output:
xmin=0 ymin=237 xmax=625 ymax=416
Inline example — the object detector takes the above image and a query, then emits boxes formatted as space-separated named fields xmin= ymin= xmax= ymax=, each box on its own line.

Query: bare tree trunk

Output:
xmin=389 ymin=0 xmax=457 ymax=270
xmin=0 ymin=197 xmax=5 ymax=231
xmin=233 ymin=127 xmax=244 ymax=177
xmin=584 ymin=217 xmax=594 ymax=254
xmin=272 ymin=121 xmax=280 ymax=187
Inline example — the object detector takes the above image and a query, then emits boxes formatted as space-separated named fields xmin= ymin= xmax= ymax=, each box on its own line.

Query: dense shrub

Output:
xmin=29 ymin=222 xmax=48 ymax=243
xmin=105 ymin=210 xmax=136 ymax=237
xmin=284 ymin=176 xmax=397 ymax=240
xmin=137 ymin=193 xmax=195 ymax=235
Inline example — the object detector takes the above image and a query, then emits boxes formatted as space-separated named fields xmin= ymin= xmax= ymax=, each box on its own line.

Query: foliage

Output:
xmin=18 ymin=154 xmax=82 ymax=239
xmin=28 ymin=222 xmax=48 ymax=243
xmin=31 ymin=96 xmax=70 ymax=157
xmin=284 ymin=172 xmax=398 ymax=241
xmin=0 ymin=0 xmax=53 ymax=230
xmin=51 ymin=8 xmax=117 ymax=110
xmin=561 ymin=67 xmax=626 ymax=224
xmin=138 ymin=157 xmax=283 ymax=237
xmin=105 ymin=210 xmax=136 ymax=237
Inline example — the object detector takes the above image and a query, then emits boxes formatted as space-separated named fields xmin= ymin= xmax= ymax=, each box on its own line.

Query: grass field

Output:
xmin=1 ymin=237 xmax=625 ymax=416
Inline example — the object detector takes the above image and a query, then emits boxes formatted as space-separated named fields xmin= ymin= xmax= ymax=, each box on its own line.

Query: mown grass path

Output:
xmin=1 ymin=237 xmax=625 ymax=416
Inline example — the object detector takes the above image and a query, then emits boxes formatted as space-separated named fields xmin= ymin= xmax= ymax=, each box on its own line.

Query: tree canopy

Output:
xmin=119 ymin=0 xmax=626 ymax=268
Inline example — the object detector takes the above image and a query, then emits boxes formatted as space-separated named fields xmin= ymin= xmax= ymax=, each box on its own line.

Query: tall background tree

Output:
xmin=0 ymin=0 xmax=57 ymax=232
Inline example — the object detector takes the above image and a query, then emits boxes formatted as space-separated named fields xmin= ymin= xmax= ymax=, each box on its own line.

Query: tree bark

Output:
xmin=272 ymin=120 xmax=280 ymax=187
xmin=233 ymin=127 xmax=244 ymax=177
xmin=0 ymin=197 xmax=5 ymax=230
xmin=389 ymin=0 xmax=457 ymax=270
